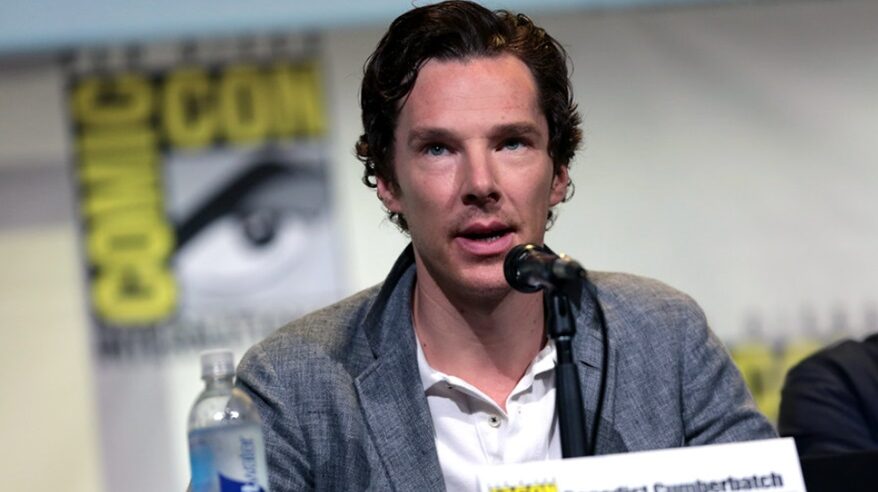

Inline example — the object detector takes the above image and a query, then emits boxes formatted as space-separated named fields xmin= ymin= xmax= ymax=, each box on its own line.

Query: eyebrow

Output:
xmin=405 ymin=122 xmax=544 ymax=148
xmin=406 ymin=127 xmax=456 ymax=148
xmin=487 ymin=123 xmax=543 ymax=141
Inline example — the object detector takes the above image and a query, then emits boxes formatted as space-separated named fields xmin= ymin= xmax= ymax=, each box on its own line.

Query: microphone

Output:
xmin=504 ymin=243 xmax=585 ymax=293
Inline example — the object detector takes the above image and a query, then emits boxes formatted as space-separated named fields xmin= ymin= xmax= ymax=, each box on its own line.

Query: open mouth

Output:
xmin=454 ymin=222 xmax=516 ymax=255
xmin=461 ymin=229 xmax=511 ymax=242
xmin=458 ymin=222 xmax=514 ymax=243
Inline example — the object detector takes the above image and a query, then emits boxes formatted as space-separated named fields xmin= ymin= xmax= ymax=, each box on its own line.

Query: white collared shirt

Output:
xmin=416 ymin=336 xmax=561 ymax=491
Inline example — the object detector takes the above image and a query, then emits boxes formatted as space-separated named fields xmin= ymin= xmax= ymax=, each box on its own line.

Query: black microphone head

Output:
xmin=504 ymin=243 xmax=543 ymax=293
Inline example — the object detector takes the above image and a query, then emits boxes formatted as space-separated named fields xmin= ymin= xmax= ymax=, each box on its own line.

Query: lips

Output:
xmin=454 ymin=221 xmax=516 ymax=256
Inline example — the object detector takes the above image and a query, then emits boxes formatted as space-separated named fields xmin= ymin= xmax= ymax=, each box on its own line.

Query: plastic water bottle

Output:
xmin=188 ymin=350 xmax=270 ymax=492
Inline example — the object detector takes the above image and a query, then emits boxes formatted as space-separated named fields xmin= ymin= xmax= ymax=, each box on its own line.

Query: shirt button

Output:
xmin=488 ymin=415 xmax=501 ymax=428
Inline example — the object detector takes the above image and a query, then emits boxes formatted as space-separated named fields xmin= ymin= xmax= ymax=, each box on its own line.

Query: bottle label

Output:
xmin=189 ymin=423 xmax=270 ymax=492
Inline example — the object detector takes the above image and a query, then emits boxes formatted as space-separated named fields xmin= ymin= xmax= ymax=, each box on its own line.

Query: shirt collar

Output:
xmin=415 ymin=331 xmax=557 ymax=394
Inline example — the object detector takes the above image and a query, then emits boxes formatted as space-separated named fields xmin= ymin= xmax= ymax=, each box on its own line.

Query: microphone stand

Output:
xmin=544 ymin=277 xmax=587 ymax=458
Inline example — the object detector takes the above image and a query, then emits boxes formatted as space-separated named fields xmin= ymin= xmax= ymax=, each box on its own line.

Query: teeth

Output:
xmin=475 ymin=234 xmax=501 ymax=241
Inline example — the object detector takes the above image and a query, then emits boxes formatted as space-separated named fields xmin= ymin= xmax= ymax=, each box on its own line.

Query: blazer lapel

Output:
xmin=574 ymin=286 xmax=626 ymax=454
xmin=354 ymin=245 xmax=444 ymax=490
xmin=355 ymin=344 xmax=444 ymax=490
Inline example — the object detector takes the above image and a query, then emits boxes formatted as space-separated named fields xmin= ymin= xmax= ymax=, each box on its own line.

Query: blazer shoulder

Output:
xmin=587 ymin=271 xmax=704 ymax=322
xmin=583 ymin=271 xmax=715 ymax=364
xmin=786 ymin=335 xmax=878 ymax=385
xmin=241 ymin=284 xmax=382 ymax=372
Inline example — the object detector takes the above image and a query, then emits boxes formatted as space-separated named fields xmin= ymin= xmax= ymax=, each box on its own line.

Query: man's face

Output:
xmin=378 ymin=54 xmax=568 ymax=300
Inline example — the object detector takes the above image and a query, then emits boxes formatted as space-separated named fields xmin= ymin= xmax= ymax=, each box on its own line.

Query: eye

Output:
xmin=501 ymin=138 xmax=525 ymax=151
xmin=424 ymin=144 xmax=448 ymax=156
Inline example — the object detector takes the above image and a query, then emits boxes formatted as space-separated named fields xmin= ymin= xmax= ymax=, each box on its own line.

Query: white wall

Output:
xmin=327 ymin=0 xmax=878 ymax=340
xmin=1 ymin=1 xmax=876 ymax=490
xmin=0 ymin=61 xmax=103 ymax=492
xmin=548 ymin=0 xmax=878 ymax=340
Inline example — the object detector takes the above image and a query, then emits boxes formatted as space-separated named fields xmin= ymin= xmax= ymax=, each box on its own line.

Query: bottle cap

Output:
xmin=200 ymin=349 xmax=235 ymax=379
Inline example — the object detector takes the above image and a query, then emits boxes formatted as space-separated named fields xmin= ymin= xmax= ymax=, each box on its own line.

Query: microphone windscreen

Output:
xmin=504 ymin=243 xmax=543 ymax=293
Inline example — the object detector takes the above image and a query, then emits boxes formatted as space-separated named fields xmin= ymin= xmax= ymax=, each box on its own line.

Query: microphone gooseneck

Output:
xmin=503 ymin=243 xmax=609 ymax=458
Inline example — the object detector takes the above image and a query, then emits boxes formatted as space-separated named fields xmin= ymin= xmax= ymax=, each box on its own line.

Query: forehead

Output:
xmin=396 ymin=54 xmax=545 ymax=131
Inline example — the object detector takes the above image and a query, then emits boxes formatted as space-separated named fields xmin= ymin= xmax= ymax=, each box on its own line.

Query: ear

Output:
xmin=549 ymin=165 xmax=569 ymax=206
xmin=376 ymin=177 xmax=404 ymax=214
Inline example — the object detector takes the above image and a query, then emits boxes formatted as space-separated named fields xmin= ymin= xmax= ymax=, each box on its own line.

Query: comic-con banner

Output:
xmin=67 ymin=38 xmax=343 ymax=360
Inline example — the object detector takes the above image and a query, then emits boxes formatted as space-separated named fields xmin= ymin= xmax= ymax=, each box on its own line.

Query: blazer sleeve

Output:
xmin=236 ymin=343 xmax=314 ymax=492
xmin=679 ymin=301 xmax=777 ymax=445
xmin=778 ymin=339 xmax=878 ymax=456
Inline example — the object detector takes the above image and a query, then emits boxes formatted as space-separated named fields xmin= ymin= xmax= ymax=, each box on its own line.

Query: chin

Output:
xmin=458 ymin=275 xmax=512 ymax=301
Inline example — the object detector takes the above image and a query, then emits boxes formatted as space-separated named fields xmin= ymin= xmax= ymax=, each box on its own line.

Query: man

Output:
xmin=237 ymin=2 xmax=775 ymax=491
xmin=779 ymin=333 xmax=878 ymax=456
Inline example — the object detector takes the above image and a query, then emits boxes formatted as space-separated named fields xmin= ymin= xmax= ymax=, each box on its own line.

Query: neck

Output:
xmin=412 ymin=270 xmax=545 ymax=411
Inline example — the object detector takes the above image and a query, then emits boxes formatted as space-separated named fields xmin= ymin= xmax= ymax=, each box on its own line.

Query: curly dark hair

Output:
xmin=356 ymin=0 xmax=582 ymax=230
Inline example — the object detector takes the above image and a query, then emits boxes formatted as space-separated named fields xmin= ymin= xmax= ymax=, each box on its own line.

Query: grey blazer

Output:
xmin=237 ymin=246 xmax=775 ymax=491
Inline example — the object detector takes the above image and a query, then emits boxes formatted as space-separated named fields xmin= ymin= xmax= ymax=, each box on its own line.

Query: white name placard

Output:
xmin=476 ymin=438 xmax=806 ymax=492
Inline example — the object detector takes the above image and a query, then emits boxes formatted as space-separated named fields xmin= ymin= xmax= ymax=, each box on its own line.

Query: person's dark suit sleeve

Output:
xmin=779 ymin=347 xmax=877 ymax=456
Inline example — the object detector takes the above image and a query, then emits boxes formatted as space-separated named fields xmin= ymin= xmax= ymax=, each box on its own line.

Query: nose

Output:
xmin=461 ymin=149 xmax=500 ymax=207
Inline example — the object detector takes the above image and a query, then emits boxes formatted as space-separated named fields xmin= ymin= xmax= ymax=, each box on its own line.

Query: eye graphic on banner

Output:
xmin=172 ymin=149 xmax=327 ymax=300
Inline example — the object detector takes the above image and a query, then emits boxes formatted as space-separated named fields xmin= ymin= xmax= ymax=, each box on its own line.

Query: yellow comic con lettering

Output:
xmin=78 ymin=144 xmax=160 ymax=218
xmin=72 ymin=74 xmax=153 ymax=126
xmin=488 ymin=483 xmax=557 ymax=492
xmin=731 ymin=342 xmax=780 ymax=421
xmin=162 ymin=67 xmax=217 ymax=148
xmin=81 ymin=175 xmax=161 ymax=218
xmin=219 ymin=65 xmax=271 ymax=144
xmin=87 ymin=211 xmax=174 ymax=266
xmin=79 ymin=149 xmax=156 ymax=185
xmin=93 ymin=263 xmax=177 ymax=325
xmin=77 ymin=125 xmax=157 ymax=155
xmin=74 ymin=84 xmax=177 ymax=326
xmin=271 ymin=62 xmax=326 ymax=137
